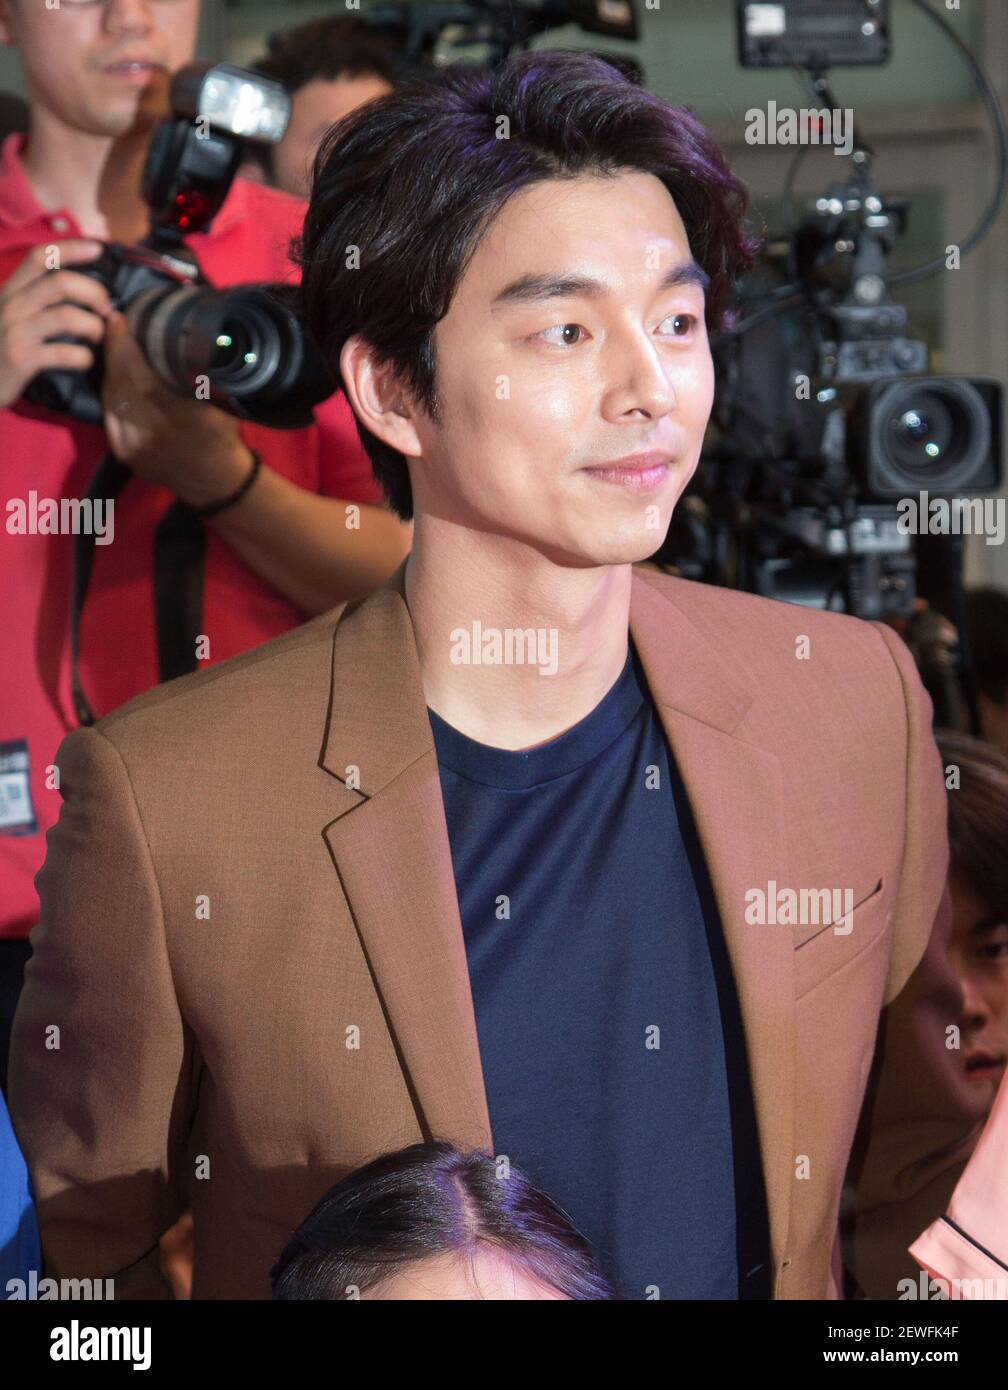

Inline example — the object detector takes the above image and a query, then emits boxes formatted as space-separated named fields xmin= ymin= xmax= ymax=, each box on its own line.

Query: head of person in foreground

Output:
xmin=270 ymin=1141 xmax=619 ymax=1300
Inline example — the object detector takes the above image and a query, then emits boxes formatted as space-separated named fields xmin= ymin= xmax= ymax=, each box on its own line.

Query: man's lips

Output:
xmin=964 ymin=1050 xmax=1006 ymax=1081
xmin=580 ymin=451 xmax=674 ymax=493
xmin=101 ymin=58 xmax=166 ymax=75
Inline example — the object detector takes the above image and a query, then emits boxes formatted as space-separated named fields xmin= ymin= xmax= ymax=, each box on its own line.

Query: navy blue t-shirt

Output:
xmin=428 ymin=637 xmax=769 ymax=1300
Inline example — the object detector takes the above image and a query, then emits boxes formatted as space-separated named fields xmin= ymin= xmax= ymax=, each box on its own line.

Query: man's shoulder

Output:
xmin=633 ymin=564 xmax=888 ymax=654
xmin=632 ymin=565 xmax=914 ymax=734
xmin=97 ymin=602 xmax=348 ymax=745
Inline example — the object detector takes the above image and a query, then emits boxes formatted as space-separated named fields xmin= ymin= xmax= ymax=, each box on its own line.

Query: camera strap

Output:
xmin=152 ymin=498 xmax=205 ymax=688
xmin=70 ymin=452 xmax=131 ymax=728
xmin=70 ymin=451 xmax=205 ymax=727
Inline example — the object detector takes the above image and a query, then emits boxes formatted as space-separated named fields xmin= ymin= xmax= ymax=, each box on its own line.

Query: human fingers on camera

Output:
xmin=0 ymin=239 xmax=107 ymax=309
xmin=0 ymin=327 xmax=96 ymax=407
xmin=0 ymin=261 xmax=109 ymax=351
xmin=5 ymin=265 xmax=113 ymax=330
xmin=3 ymin=305 xmax=104 ymax=382
xmin=32 ymin=301 xmax=110 ymax=346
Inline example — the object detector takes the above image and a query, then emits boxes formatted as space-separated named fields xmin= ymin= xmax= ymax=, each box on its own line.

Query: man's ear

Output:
xmin=339 ymin=335 xmax=424 ymax=460
xmin=0 ymin=1 xmax=15 ymax=47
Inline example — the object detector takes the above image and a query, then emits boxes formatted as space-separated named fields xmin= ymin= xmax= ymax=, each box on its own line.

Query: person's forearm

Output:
xmin=206 ymin=457 xmax=413 ymax=615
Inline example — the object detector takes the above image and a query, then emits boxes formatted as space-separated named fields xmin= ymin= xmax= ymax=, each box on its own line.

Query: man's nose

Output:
xmin=960 ymin=973 xmax=993 ymax=1028
xmin=102 ymin=0 xmax=157 ymax=35
xmin=602 ymin=334 xmax=678 ymax=421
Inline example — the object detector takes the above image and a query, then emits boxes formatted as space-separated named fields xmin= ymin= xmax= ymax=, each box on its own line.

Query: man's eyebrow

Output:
xmin=490 ymin=259 xmax=711 ymax=311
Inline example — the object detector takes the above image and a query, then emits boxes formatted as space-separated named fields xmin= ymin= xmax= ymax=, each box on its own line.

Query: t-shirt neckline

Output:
xmin=427 ymin=636 xmax=647 ymax=789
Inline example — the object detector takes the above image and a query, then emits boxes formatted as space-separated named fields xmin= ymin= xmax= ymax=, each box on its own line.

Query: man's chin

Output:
xmin=85 ymin=104 xmax=161 ymax=140
xmin=92 ymin=77 xmax=171 ymax=134
xmin=540 ymin=536 xmax=666 ymax=571
xmin=594 ymin=519 xmax=671 ymax=567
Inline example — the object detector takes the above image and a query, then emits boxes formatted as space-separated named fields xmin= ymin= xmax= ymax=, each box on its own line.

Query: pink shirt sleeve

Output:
xmin=909 ymin=1068 xmax=1008 ymax=1298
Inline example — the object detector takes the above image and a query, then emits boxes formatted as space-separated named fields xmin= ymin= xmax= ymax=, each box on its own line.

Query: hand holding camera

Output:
xmin=101 ymin=307 xmax=254 ymax=509
xmin=0 ymin=237 xmax=251 ymax=505
xmin=0 ymin=239 xmax=112 ymax=412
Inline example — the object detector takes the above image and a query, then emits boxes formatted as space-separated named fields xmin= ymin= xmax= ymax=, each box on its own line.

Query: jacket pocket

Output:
xmin=795 ymin=878 xmax=889 ymax=999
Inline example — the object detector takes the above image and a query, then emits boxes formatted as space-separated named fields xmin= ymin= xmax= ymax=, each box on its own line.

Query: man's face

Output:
xmin=406 ymin=169 xmax=715 ymax=568
xmin=948 ymin=875 xmax=1008 ymax=1097
xmin=273 ymin=74 xmax=393 ymax=200
xmin=0 ymin=0 xmax=199 ymax=136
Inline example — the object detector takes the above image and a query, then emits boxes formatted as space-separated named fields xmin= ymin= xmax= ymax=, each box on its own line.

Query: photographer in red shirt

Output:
xmin=0 ymin=0 xmax=413 ymax=1086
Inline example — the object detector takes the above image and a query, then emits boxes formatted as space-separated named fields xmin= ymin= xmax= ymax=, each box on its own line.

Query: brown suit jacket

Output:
xmin=9 ymin=560 xmax=951 ymax=1299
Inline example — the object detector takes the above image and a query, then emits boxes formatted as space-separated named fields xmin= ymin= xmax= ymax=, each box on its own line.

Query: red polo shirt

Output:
xmin=0 ymin=132 xmax=385 ymax=939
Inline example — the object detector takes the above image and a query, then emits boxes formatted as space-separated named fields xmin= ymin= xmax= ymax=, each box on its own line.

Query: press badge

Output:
xmin=0 ymin=739 xmax=38 ymax=836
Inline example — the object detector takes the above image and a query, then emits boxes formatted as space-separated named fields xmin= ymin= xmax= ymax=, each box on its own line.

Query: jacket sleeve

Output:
xmin=841 ymin=621 xmax=981 ymax=1299
xmin=870 ymin=619 xmax=951 ymax=1006
xmin=6 ymin=725 xmax=196 ymax=1298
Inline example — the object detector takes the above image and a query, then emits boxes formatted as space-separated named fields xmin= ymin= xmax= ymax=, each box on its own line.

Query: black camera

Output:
xmin=23 ymin=63 xmax=334 ymax=430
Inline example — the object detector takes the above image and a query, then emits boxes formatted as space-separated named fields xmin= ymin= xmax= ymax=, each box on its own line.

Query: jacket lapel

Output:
xmin=320 ymin=561 xmax=795 ymax=1278
xmin=320 ymin=563 xmax=493 ymax=1152
xmin=628 ymin=573 xmax=796 ymax=1281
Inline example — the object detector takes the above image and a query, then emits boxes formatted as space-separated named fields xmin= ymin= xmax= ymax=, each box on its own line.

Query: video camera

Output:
xmin=23 ymin=63 xmax=335 ymax=429
xmin=662 ymin=0 xmax=1005 ymax=628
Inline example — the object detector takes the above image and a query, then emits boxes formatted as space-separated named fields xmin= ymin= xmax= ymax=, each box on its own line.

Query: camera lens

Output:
xmin=210 ymin=322 xmax=258 ymax=376
xmin=125 ymin=280 xmax=334 ymax=428
xmin=888 ymin=398 xmax=953 ymax=472
xmin=129 ymin=285 xmax=280 ymax=393
xmin=872 ymin=378 xmax=991 ymax=493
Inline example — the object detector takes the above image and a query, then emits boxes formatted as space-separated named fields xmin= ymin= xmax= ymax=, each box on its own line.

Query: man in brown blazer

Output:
xmin=8 ymin=51 xmax=960 ymax=1300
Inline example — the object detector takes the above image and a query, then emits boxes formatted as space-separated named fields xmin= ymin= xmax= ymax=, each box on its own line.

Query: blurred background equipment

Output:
xmin=645 ymin=0 xmax=1006 ymax=735
xmin=359 ymin=0 xmax=641 ymax=76
xmin=736 ymin=0 xmax=891 ymax=68
xmin=657 ymin=0 xmax=1005 ymax=629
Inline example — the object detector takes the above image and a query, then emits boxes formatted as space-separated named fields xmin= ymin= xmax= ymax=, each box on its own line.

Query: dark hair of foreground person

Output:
xmin=270 ymin=1141 xmax=620 ymax=1300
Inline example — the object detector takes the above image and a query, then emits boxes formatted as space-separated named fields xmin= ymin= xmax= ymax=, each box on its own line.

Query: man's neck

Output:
xmin=404 ymin=518 xmax=633 ymax=751
xmin=21 ymin=109 xmax=153 ymax=244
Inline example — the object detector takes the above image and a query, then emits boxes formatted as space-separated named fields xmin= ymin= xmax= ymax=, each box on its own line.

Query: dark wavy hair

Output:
xmin=269 ymin=1141 xmax=619 ymax=1300
xmin=253 ymin=14 xmax=402 ymax=92
xmin=965 ymin=587 xmax=1008 ymax=706
xmin=246 ymin=16 xmax=400 ymax=180
xmin=293 ymin=49 xmax=762 ymax=521
xmin=936 ymin=729 xmax=1008 ymax=924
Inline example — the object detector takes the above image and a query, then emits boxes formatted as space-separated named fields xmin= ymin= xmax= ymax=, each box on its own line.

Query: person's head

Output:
xmin=0 ymin=0 xmax=198 ymax=137
xmin=248 ymin=16 xmax=398 ymax=198
xmin=270 ymin=1141 xmax=619 ymax=1300
xmin=964 ymin=587 xmax=1008 ymax=757
xmin=937 ymin=730 xmax=1008 ymax=1102
xmin=295 ymin=51 xmax=759 ymax=569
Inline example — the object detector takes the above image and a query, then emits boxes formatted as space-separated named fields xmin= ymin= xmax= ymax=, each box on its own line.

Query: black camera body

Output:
xmin=22 ymin=63 xmax=334 ymax=430
xmin=25 ymin=241 xmax=201 ymax=425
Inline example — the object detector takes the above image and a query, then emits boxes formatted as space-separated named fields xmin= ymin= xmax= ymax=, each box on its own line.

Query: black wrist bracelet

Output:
xmin=193 ymin=449 xmax=262 ymax=518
